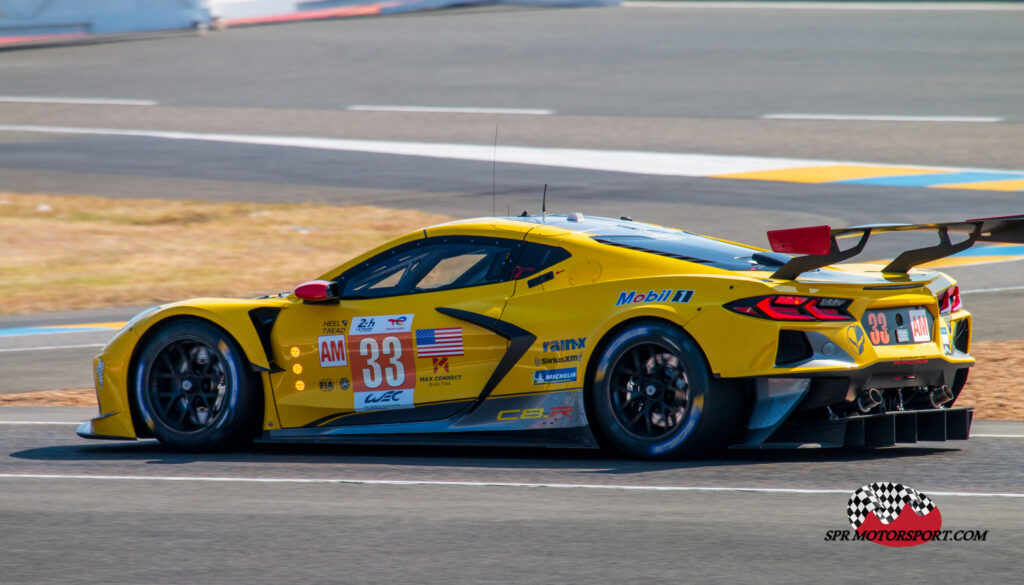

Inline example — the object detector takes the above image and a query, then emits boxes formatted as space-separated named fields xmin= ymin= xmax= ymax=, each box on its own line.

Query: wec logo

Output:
xmin=355 ymin=389 xmax=414 ymax=411
xmin=616 ymin=289 xmax=694 ymax=306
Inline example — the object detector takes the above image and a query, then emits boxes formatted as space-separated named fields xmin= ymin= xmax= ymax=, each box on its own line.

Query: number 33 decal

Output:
xmin=350 ymin=333 xmax=414 ymax=392
xmin=358 ymin=336 xmax=405 ymax=389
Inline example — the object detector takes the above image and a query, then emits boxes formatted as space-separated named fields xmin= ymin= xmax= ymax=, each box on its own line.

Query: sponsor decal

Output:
xmin=846 ymin=325 xmax=866 ymax=355
xmin=415 ymin=327 xmax=464 ymax=357
xmin=355 ymin=389 xmax=413 ymax=411
xmin=349 ymin=316 xmax=415 ymax=411
xmin=824 ymin=482 xmax=988 ymax=546
xmin=351 ymin=314 xmax=413 ymax=335
xmin=532 ymin=367 xmax=577 ymax=385
xmin=615 ymin=288 xmax=694 ymax=306
xmin=418 ymin=373 xmax=464 ymax=388
xmin=321 ymin=319 xmax=347 ymax=336
xmin=339 ymin=377 xmax=350 ymax=391
xmin=893 ymin=359 xmax=930 ymax=366
xmin=318 ymin=334 xmax=348 ymax=368
xmin=497 ymin=406 xmax=574 ymax=421
xmin=432 ymin=356 xmax=449 ymax=373
xmin=318 ymin=378 xmax=336 ymax=391
xmin=95 ymin=358 xmax=105 ymax=388
xmin=542 ymin=337 xmax=586 ymax=352
xmin=535 ymin=353 xmax=582 ymax=367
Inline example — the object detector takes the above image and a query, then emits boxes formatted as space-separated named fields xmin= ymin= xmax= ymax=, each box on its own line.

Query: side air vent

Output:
xmin=776 ymin=330 xmax=813 ymax=366
xmin=953 ymin=319 xmax=970 ymax=353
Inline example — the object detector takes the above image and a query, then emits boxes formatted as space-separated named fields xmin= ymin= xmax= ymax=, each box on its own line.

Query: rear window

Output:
xmin=593 ymin=233 xmax=789 ymax=272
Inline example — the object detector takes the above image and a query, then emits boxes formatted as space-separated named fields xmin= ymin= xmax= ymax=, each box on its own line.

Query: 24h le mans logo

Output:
xmin=847 ymin=482 xmax=941 ymax=547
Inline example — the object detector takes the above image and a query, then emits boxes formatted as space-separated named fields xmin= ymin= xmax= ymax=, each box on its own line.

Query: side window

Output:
xmin=510 ymin=242 xmax=571 ymax=279
xmin=337 ymin=237 xmax=521 ymax=299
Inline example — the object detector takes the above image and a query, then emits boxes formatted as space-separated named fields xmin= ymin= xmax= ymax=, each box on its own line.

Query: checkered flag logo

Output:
xmin=847 ymin=482 xmax=936 ymax=529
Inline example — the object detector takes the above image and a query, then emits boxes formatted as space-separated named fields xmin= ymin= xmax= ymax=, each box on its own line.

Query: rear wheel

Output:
xmin=590 ymin=321 xmax=741 ymax=459
xmin=134 ymin=319 xmax=260 ymax=451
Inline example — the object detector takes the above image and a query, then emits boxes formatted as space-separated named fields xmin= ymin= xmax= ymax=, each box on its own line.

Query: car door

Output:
xmin=269 ymin=235 xmax=522 ymax=429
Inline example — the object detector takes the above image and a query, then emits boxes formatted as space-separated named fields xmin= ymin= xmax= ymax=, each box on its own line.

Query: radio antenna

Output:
xmin=542 ymin=184 xmax=547 ymax=222
xmin=492 ymin=123 xmax=499 ymax=216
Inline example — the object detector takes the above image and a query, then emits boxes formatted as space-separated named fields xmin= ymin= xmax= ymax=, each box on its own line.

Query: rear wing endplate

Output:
xmin=767 ymin=215 xmax=1024 ymax=280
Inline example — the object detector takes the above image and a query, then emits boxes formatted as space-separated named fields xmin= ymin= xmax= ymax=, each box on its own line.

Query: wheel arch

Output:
xmin=126 ymin=314 xmax=271 ymax=439
xmin=582 ymin=315 xmax=716 ymax=446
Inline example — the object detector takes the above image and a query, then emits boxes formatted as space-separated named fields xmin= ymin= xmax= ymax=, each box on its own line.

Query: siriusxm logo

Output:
xmin=543 ymin=337 xmax=586 ymax=352
xmin=532 ymin=368 xmax=578 ymax=385
xmin=616 ymin=289 xmax=694 ymax=306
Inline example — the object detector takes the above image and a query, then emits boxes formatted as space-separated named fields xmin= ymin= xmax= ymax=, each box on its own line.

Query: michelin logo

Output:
xmin=616 ymin=289 xmax=693 ymax=306
xmin=532 ymin=368 xmax=578 ymax=385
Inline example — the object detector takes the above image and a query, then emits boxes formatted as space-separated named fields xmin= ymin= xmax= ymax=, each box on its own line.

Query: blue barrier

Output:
xmin=0 ymin=0 xmax=208 ymax=37
xmin=0 ymin=0 xmax=619 ymax=46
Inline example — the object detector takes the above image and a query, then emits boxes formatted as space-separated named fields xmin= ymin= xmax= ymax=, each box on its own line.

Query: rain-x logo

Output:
xmin=824 ymin=482 xmax=987 ymax=547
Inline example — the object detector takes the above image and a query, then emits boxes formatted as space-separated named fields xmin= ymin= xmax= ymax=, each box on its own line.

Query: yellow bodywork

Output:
xmin=84 ymin=217 xmax=973 ymax=439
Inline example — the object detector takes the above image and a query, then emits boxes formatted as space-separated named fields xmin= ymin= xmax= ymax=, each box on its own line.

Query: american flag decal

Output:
xmin=415 ymin=328 xmax=464 ymax=358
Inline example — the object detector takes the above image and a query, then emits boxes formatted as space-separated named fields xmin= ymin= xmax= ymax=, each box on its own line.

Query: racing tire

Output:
xmin=134 ymin=319 xmax=261 ymax=451
xmin=590 ymin=321 xmax=741 ymax=460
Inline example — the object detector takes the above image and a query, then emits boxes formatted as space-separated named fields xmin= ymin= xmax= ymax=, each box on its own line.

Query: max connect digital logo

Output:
xmin=825 ymin=482 xmax=988 ymax=547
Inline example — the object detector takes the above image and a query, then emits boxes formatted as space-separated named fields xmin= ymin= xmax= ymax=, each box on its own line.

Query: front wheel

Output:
xmin=134 ymin=319 xmax=261 ymax=451
xmin=590 ymin=321 xmax=741 ymax=459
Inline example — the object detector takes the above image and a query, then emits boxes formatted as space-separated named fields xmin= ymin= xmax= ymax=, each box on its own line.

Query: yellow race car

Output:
xmin=79 ymin=213 xmax=1023 ymax=459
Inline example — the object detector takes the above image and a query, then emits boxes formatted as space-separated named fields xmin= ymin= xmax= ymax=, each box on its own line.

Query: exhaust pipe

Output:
xmin=857 ymin=388 xmax=883 ymax=413
xmin=930 ymin=385 xmax=954 ymax=408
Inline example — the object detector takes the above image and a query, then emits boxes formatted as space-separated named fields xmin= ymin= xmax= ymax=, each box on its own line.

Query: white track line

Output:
xmin=972 ymin=434 xmax=1024 ymax=438
xmin=0 ymin=421 xmax=80 ymax=425
xmin=0 ymin=343 xmax=105 ymax=353
xmin=3 ymin=123 xmax=1023 ymax=177
xmin=961 ymin=285 xmax=1024 ymax=294
xmin=625 ymin=2 xmax=1024 ymax=11
xmin=347 ymin=105 xmax=554 ymax=115
xmin=0 ymin=96 xmax=157 ymax=106
xmin=0 ymin=473 xmax=1020 ymax=497
xmin=0 ymin=123 xmax=949 ymax=177
xmin=762 ymin=114 xmax=1003 ymax=123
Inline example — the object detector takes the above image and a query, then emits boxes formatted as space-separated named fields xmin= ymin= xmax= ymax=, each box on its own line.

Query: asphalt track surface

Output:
xmin=1 ymin=5 xmax=1023 ymax=582
xmin=0 ymin=407 xmax=1022 ymax=584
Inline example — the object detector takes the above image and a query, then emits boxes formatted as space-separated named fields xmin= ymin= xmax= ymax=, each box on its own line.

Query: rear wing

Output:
xmin=767 ymin=215 xmax=1024 ymax=280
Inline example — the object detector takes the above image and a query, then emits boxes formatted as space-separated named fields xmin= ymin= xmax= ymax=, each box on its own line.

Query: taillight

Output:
xmin=938 ymin=285 xmax=963 ymax=315
xmin=726 ymin=295 xmax=853 ymax=321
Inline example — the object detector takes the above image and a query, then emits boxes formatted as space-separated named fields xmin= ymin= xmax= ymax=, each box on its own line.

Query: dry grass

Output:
xmin=954 ymin=340 xmax=1024 ymax=420
xmin=0 ymin=193 xmax=450 ymax=314
xmin=5 ymin=341 xmax=1022 ymax=419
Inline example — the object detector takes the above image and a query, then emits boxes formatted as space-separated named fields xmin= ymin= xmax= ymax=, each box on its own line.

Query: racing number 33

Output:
xmin=866 ymin=312 xmax=890 ymax=345
xmin=347 ymin=314 xmax=416 ymax=411
xmin=357 ymin=336 xmax=405 ymax=389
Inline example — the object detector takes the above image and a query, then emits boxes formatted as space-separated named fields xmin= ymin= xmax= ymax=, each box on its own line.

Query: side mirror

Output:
xmin=294 ymin=280 xmax=340 ymax=304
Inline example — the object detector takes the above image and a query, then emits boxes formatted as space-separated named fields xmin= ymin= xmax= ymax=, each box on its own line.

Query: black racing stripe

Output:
xmin=435 ymin=307 xmax=536 ymax=403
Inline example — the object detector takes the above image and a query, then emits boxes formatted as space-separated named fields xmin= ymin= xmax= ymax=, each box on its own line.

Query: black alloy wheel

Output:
xmin=134 ymin=319 xmax=260 ymax=451
xmin=590 ymin=321 xmax=741 ymax=459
